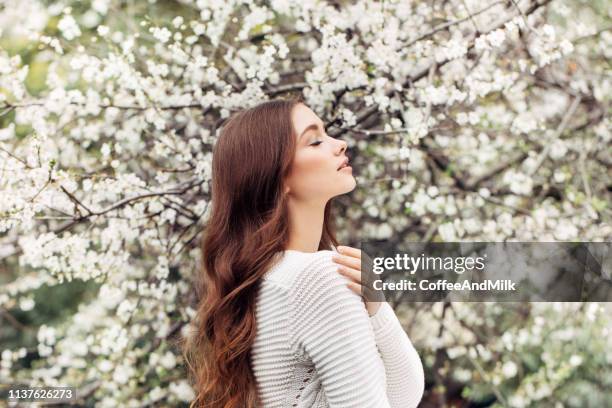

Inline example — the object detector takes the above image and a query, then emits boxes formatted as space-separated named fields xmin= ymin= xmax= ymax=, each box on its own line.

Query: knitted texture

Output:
xmin=250 ymin=249 xmax=425 ymax=407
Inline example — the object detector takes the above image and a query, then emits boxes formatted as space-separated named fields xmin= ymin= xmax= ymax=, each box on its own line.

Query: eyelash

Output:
xmin=309 ymin=125 xmax=330 ymax=146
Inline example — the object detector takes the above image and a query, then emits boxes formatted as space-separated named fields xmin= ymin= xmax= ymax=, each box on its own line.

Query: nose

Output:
xmin=337 ymin=139 xmax=348 ymax=155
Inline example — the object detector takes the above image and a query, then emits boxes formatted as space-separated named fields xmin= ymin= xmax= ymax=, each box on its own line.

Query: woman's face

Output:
xmin=285 ymin=103 xmax=356 ymax=202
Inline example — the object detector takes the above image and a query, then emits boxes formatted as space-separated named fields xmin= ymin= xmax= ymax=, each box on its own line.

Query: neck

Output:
xmin=286 ymin=198 xmax=326 ymax=253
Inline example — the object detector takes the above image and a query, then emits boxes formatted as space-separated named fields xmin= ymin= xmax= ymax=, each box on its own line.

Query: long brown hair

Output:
xmin=183 ymin=98 xmax=339 ymax=407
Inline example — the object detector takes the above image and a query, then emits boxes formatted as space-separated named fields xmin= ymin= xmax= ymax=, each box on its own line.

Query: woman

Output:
xmin=184 ymin=98 xmax=425 ymax=407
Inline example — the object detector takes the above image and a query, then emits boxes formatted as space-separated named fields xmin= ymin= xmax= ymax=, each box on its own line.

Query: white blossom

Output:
xmin=169 ymin=380 xmax=195 ymax=402
xmin=502 ymin=360 xmax=518 ymax=378
xmin=57 ymin=15 xmax=81 ymax=40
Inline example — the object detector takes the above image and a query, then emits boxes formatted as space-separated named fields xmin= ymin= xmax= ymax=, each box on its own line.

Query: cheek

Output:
xmin=288 ymin=153 xmax=331 ymax=194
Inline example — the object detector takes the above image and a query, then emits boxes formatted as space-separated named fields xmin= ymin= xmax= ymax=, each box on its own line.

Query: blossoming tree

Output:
xmin=1 ymin=0 xmax=610 ymax=406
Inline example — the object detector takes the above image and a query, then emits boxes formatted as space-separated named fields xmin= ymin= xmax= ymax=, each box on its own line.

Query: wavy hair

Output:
xmin=183 ymin=98 xmax=339 ymax=407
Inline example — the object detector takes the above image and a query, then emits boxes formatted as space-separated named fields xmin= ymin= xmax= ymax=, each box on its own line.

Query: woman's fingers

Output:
xmin=334 ymin=246 xmax=366 ymax=297
xmin=335 ymin=245 xmax=386 ymax=312
xmin=337 ymin=245 xmax=361 ymax=260
xmin=332 ymin=253 xmax=360 ymax=271
xmin=334 ymin=246 xmax=362 ymax=282
xmin=337 ymin=265 xmax=361 ymax=284
xmin=346 ymin=281 xmax=364 ymax=297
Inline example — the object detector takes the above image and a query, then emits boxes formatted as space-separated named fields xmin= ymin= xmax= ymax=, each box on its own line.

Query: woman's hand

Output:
xmin=332 ymin=245 xmax=384 ymax=317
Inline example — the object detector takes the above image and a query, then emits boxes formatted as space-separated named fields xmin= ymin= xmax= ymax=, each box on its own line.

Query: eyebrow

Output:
xmin=299 ymin=121 xmax=325 ymax=140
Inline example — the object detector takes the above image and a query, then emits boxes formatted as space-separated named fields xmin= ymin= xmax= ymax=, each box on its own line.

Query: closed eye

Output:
xmin=310 ymin=140 xmax=323 ymax=146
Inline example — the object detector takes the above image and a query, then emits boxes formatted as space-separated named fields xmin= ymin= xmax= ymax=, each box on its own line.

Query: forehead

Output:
xmin=291 ymin=103 xmax=322 ymax=133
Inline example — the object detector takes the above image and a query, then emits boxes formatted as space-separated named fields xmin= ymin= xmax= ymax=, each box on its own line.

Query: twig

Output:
xmin=60 ymin=185 xmax=94 ymax=216
xmin=0 ymin=178 xmax=206 ymax=262
xmin=460 ymin=0 xmax=481 ymax=33
xmin=528 ymin=95 xmax=581 ymax=176
xmin=329 ymin=0 xmax=553 ymax=137
xmin=482 ymin=195 xmax=531 ymax=215
xmin=508 ymin=0 xmax=539 ymax=36
xmin=1 ymin=307 xmax=29 ymax=331
xmin=578 ymin=146 xmax=592 ymax=200
xmin=405 ymin=0 xmax=506 ymax=48
xmin=0 ymin=145 xmax=32 ymax=169
xmin=465 ymin=152 xmax=528 ymax=189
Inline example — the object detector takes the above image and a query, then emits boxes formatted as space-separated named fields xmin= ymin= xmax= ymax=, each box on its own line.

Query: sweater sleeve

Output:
xmin=288 ymin=251 xmax=419 ymax=408
xmin=369 ymin=302 xmax=425 ymax=408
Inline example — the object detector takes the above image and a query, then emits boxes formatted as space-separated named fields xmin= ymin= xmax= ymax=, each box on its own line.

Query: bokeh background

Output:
xmin=0 ymin=0 xmax=610 ymax=406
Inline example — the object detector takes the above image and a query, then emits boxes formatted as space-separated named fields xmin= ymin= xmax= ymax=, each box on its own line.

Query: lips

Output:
xmin=337 ymin=157 xmax=349 ymax=170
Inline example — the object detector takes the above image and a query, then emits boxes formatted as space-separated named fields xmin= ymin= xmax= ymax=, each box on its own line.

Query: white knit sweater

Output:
xmin=250 ymin=249 xmax=425 ymax=408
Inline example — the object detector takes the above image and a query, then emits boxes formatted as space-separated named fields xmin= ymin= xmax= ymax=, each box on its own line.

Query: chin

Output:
xmin=328 ymin=170 xmax=356 ymax=197
xmin=340 ymin=175 xmax=357 ymax=193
